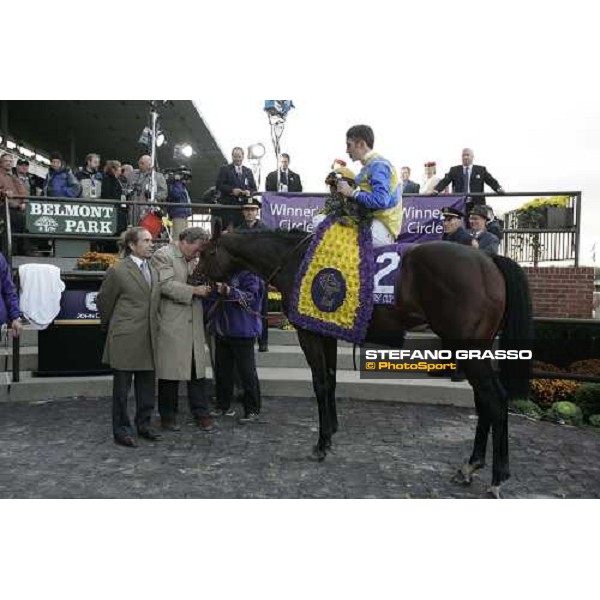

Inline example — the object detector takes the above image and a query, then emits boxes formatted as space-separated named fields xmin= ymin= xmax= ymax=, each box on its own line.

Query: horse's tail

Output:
xmin=491 ymin=255 xmax=533 ymax=400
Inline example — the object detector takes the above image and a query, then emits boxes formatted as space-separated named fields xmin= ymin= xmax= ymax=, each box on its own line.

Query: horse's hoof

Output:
xmin=311 ymin=445 xmax=327 ymax=462
xmin=456 ymin=464 xmax=475 ymax=485
xmin=487 ymin=485 xmax=502 ymax=499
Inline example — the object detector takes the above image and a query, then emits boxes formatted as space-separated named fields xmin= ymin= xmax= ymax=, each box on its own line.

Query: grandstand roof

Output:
xmin=2 ymin=100 xmax=226 ymax=199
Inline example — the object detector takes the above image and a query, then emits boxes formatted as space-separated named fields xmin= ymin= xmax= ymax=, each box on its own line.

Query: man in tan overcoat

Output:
xmin=97 ymin=227 xmax=161 ymax=447
xmin=151 ymin=227 xmax=213 ymax=431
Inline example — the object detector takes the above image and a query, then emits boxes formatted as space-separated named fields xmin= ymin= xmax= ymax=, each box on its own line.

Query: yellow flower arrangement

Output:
xmin=297 ymin=222 xmax=360 ymax=328
xmin=518 ymin=195 xmax=569 ymax=212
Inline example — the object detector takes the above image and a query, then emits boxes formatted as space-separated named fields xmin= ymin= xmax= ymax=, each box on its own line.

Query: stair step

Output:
xmin=0 ymin=368 xmax=472 ymax=407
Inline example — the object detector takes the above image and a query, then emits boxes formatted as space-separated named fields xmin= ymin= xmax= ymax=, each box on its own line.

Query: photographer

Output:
xmin=166 ymin=166 xmax=193 ymax=240
xmin=128 ymin=154 xmax=167 ymax=227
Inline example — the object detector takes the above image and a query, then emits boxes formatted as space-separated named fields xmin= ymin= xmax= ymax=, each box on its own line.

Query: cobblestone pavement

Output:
xmin=1 ymin=396 xmax=599 ymax=498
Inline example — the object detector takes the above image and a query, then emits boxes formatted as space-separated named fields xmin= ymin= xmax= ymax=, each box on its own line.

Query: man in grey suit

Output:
xmin=151 ymin=227 xmax=214 ymax=432
xmin=97 ymin=227 xmax=161 ymax=447
xmin=468 ymin=205 xmax=500 ymax=255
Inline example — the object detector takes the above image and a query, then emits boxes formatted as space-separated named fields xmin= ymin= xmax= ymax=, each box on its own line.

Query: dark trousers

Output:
xmin=158 ymin=357 xmax=210 ymax=419
xmin=258 ymin=286 xmax=269 ymax=347
xmin=215 ymin=336 xmax=261 ymax=415
xmin=112 ymin=369 xmax=155 ymax=439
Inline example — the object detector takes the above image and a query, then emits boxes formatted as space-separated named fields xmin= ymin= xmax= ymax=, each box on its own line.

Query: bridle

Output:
xmin=203 ymin=231 xmax=313 ymax=329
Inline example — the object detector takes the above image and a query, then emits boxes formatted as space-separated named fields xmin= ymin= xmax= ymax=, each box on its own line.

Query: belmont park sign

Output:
xmin=26 ymin=201 xmax=117 ymax=235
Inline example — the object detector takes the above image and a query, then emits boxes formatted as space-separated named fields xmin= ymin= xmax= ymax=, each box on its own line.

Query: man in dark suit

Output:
xmin=433 ymin=148 xmax=504 ymax=214
xmin=400 ymin=166 xmax=420 ymax=194
xmin=468 ymin=205 xmax=500 ymax=255
xmin=97 ymin=227 xmax=161 ymax=447
xmin=441 ymin=206 xmax=472 ymax=246
xmin=265 ymin=153 xmax=303 ymax=192
xmin=215 ymin=147 xmax=258 ymax=230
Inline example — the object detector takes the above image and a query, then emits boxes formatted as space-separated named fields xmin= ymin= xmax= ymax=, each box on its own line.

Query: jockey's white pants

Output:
xmin=312 ymin=214 xmax=395 ymax=248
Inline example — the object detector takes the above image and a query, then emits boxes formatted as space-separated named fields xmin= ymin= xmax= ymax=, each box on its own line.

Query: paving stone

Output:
xmin=1 ymin=396 xmax=599 ymax=498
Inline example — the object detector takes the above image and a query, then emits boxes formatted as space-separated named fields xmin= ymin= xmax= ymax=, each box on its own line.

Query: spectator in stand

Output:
xmin=166 ymin=167 xmax=193 ymax=240
xmin=120 ymin=164 xmax=134 ymax=187
xmin=43 ymin=152 xmax=81 ymax=198
xmin=468 ymin=205 xmax=500 ymax=255
xmin=205 ymin=267 xmax=263 ymax=421
xmin=236 ymin=197 xmax=269 ymax=352
xmin=421 ymin=161 xmax=444 ymax=194
xmin=400 ymin=166 xmax=420 ymax=194
xmin=0 ymin=153 xmax=28 ymax=256
xmin=76 ymin=153 xmax=103 ymax=199
xmin=13 ymin=159 xmax=41 ymax=197
xmin=433 ymin=148 xmax=504 ymax=215
xmin=101 ymin=160 xmax=128 ymax=241
xmin=0 ymin=250 xmax=22 ymax=339
xmin=129 ymin=155 xmax=168 ymax=226
xmin=215 ymin=147 xmax=257 ymax=230
xmin=265 ymin=153 xmax=303 ymax=192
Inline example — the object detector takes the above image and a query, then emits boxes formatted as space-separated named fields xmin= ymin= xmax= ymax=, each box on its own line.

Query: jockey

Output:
xmin=313 ymin=125 xmax=401 ymax=247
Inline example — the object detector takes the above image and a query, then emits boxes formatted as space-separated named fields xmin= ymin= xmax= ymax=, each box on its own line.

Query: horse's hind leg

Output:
xmin=489 ymin=376 xmax=510 ymax=497
xmin=458 ymin=390 xmax=491 ymax=484
xmin=462 ymin=360 xmax=510 ymax=497
xmin=454 ymin=360 xmax=491 ymax=484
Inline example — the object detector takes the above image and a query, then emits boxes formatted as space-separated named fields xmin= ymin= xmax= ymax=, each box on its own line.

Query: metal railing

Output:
xmin=404 ymin=191 xmax=582 ymax=266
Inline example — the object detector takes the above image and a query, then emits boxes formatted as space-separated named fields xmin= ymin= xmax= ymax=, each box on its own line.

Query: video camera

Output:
xmin=164 ymin=165 xmax=192 ymax=183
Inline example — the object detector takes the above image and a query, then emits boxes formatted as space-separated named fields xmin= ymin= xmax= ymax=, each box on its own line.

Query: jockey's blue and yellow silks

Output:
xmin=353 ymin=153 xmax=402 ymax=238
xmin=288 ymin=215 xmax=375 ymax=344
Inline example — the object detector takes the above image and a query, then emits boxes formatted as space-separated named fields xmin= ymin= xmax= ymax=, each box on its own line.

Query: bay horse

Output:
xmin=200 ymin=221 xmax=533 ymax=498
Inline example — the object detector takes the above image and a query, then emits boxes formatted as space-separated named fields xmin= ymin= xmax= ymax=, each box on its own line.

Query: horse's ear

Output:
xmin=212 ymin=218 xmax=223 ymax=241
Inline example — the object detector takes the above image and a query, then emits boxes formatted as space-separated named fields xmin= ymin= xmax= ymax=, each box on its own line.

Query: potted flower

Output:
xmin=516 ymin=196 xmax=573 ymax=229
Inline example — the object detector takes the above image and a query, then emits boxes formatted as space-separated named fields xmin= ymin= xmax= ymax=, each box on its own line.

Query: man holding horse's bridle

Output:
xmin=314 ymin=124 xmax=402 ymax=247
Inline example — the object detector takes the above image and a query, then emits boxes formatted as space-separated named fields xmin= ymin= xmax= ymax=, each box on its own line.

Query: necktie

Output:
xmin=464 ymin=167 xmax=470 ymax=193
xmin=140 ymin=261 xmax=151 ymax=286
xmin=237 ymin=167 xmax=243 ymax=180
xmin=281 ymin=170 xmax=288 ymax=186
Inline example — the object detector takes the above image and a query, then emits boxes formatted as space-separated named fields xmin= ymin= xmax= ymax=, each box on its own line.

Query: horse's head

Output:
xmin=198 ymin=219 xmax=237 ymax=281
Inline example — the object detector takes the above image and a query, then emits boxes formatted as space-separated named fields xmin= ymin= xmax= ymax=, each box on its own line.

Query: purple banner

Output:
xmin=398 ymin=195 xmax=466 ymax=243
xmin=261 ymin=193 xmax=326 ymax=231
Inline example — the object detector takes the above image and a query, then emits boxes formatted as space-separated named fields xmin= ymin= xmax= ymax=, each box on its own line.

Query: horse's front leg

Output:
xmin=297 ymin=329 xmax=335 ymax=461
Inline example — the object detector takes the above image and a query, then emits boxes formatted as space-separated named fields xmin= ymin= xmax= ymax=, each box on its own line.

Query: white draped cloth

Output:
xmin=19 ymin=264 xmax=66 ymax=330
